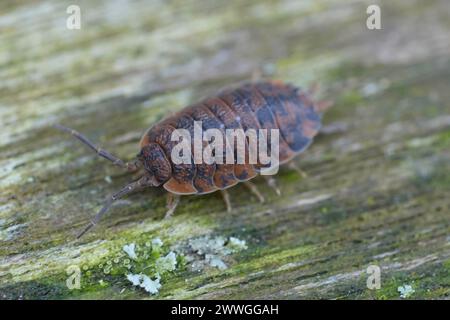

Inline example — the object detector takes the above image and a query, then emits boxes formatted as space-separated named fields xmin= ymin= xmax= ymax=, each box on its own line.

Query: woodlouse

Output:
xmin=55 ymin=80 xmax=331 ymax=238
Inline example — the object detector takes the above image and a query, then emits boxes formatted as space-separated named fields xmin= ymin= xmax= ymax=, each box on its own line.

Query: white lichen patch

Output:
xmin=140 ymin=274 xmax=161 ymax=294
xmin=228 ymin=237 xmax=248 ymax=251
xmin=155 ymin=251 xmax=177 ymax=273
xmin=122 ymin=243 xmax=138 ymax=260
xmin=398 ymin=284 xmax=415 ymax=299
xmin=178 ymin=235 xmax=248 ymax=271
xmin=189 ymin=236 xmax=228 ymax=255
xmin=205 ymin=254 xmax=227 ymax=270
xmin=126 ymin=274 xmax=142 ymax=286
xmin=126 ymin=273 xmax=162 ymax=295
xmin=106 ymin=238 xmax=179 ymax=296
xmin=152 ymin=237 xmax=163 ymax=248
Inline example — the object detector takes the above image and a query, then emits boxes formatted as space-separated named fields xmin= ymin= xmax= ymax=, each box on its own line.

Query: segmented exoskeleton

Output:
xmin=55 ymin=80 xmax=331 ymax=237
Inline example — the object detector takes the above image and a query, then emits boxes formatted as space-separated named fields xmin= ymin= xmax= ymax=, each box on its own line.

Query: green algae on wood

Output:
xmin=1 ymin=0 xmax=450 ymax=299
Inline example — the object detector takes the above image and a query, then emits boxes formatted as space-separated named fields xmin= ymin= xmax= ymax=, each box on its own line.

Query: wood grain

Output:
xmin=0 ymin=0 xmax=449 ymax=299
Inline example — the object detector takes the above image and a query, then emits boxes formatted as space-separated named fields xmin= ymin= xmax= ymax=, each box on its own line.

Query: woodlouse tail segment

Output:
xmin=53 ymin=124 xmax=140 ymax=172
xmin=76 ymin=179 xmax=145 ymax=239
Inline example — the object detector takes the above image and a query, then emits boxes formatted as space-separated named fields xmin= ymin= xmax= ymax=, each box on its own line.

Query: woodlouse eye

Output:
xmin=140 ymin=143 xmax=171 ymax=184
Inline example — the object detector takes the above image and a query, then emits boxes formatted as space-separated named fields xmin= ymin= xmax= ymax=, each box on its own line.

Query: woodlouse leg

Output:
xmin=243 ymin=181 xmax=265 ymax=203
xmin=220 ymin=190 xmax=232 ymax=213
xmin=53 ymin=124 xmax=139 ymax=172
xmin=287 ymin=162 xmax=308 ymax=178
xmin=263 ymin=176 xmax=281 ymax=196
xmin=165 ymin=193 xmax=180 ymax=219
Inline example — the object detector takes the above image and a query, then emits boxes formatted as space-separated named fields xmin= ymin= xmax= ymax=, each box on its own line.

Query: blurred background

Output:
xmin=0 ymin=0 xmax=449 ymax=299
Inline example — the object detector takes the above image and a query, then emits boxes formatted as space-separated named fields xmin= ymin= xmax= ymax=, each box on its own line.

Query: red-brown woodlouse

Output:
xmin=55 ymin=80 xmax=331 ymax=237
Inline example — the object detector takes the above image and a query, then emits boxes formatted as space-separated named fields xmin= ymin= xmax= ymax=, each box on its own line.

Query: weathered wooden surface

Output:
xmin=0 ymin=0 xmax=449 ymax=299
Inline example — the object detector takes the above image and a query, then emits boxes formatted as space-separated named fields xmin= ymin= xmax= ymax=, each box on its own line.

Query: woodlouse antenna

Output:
xmin=53 ymin=124 xmax=139 ymax=172
xmin=76 ymin=179 xmax=145 ymax=238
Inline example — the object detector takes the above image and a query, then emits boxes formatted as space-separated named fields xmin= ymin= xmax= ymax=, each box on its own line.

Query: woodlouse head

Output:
xmin=137 ymin=142 xmax=172 ymax=186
